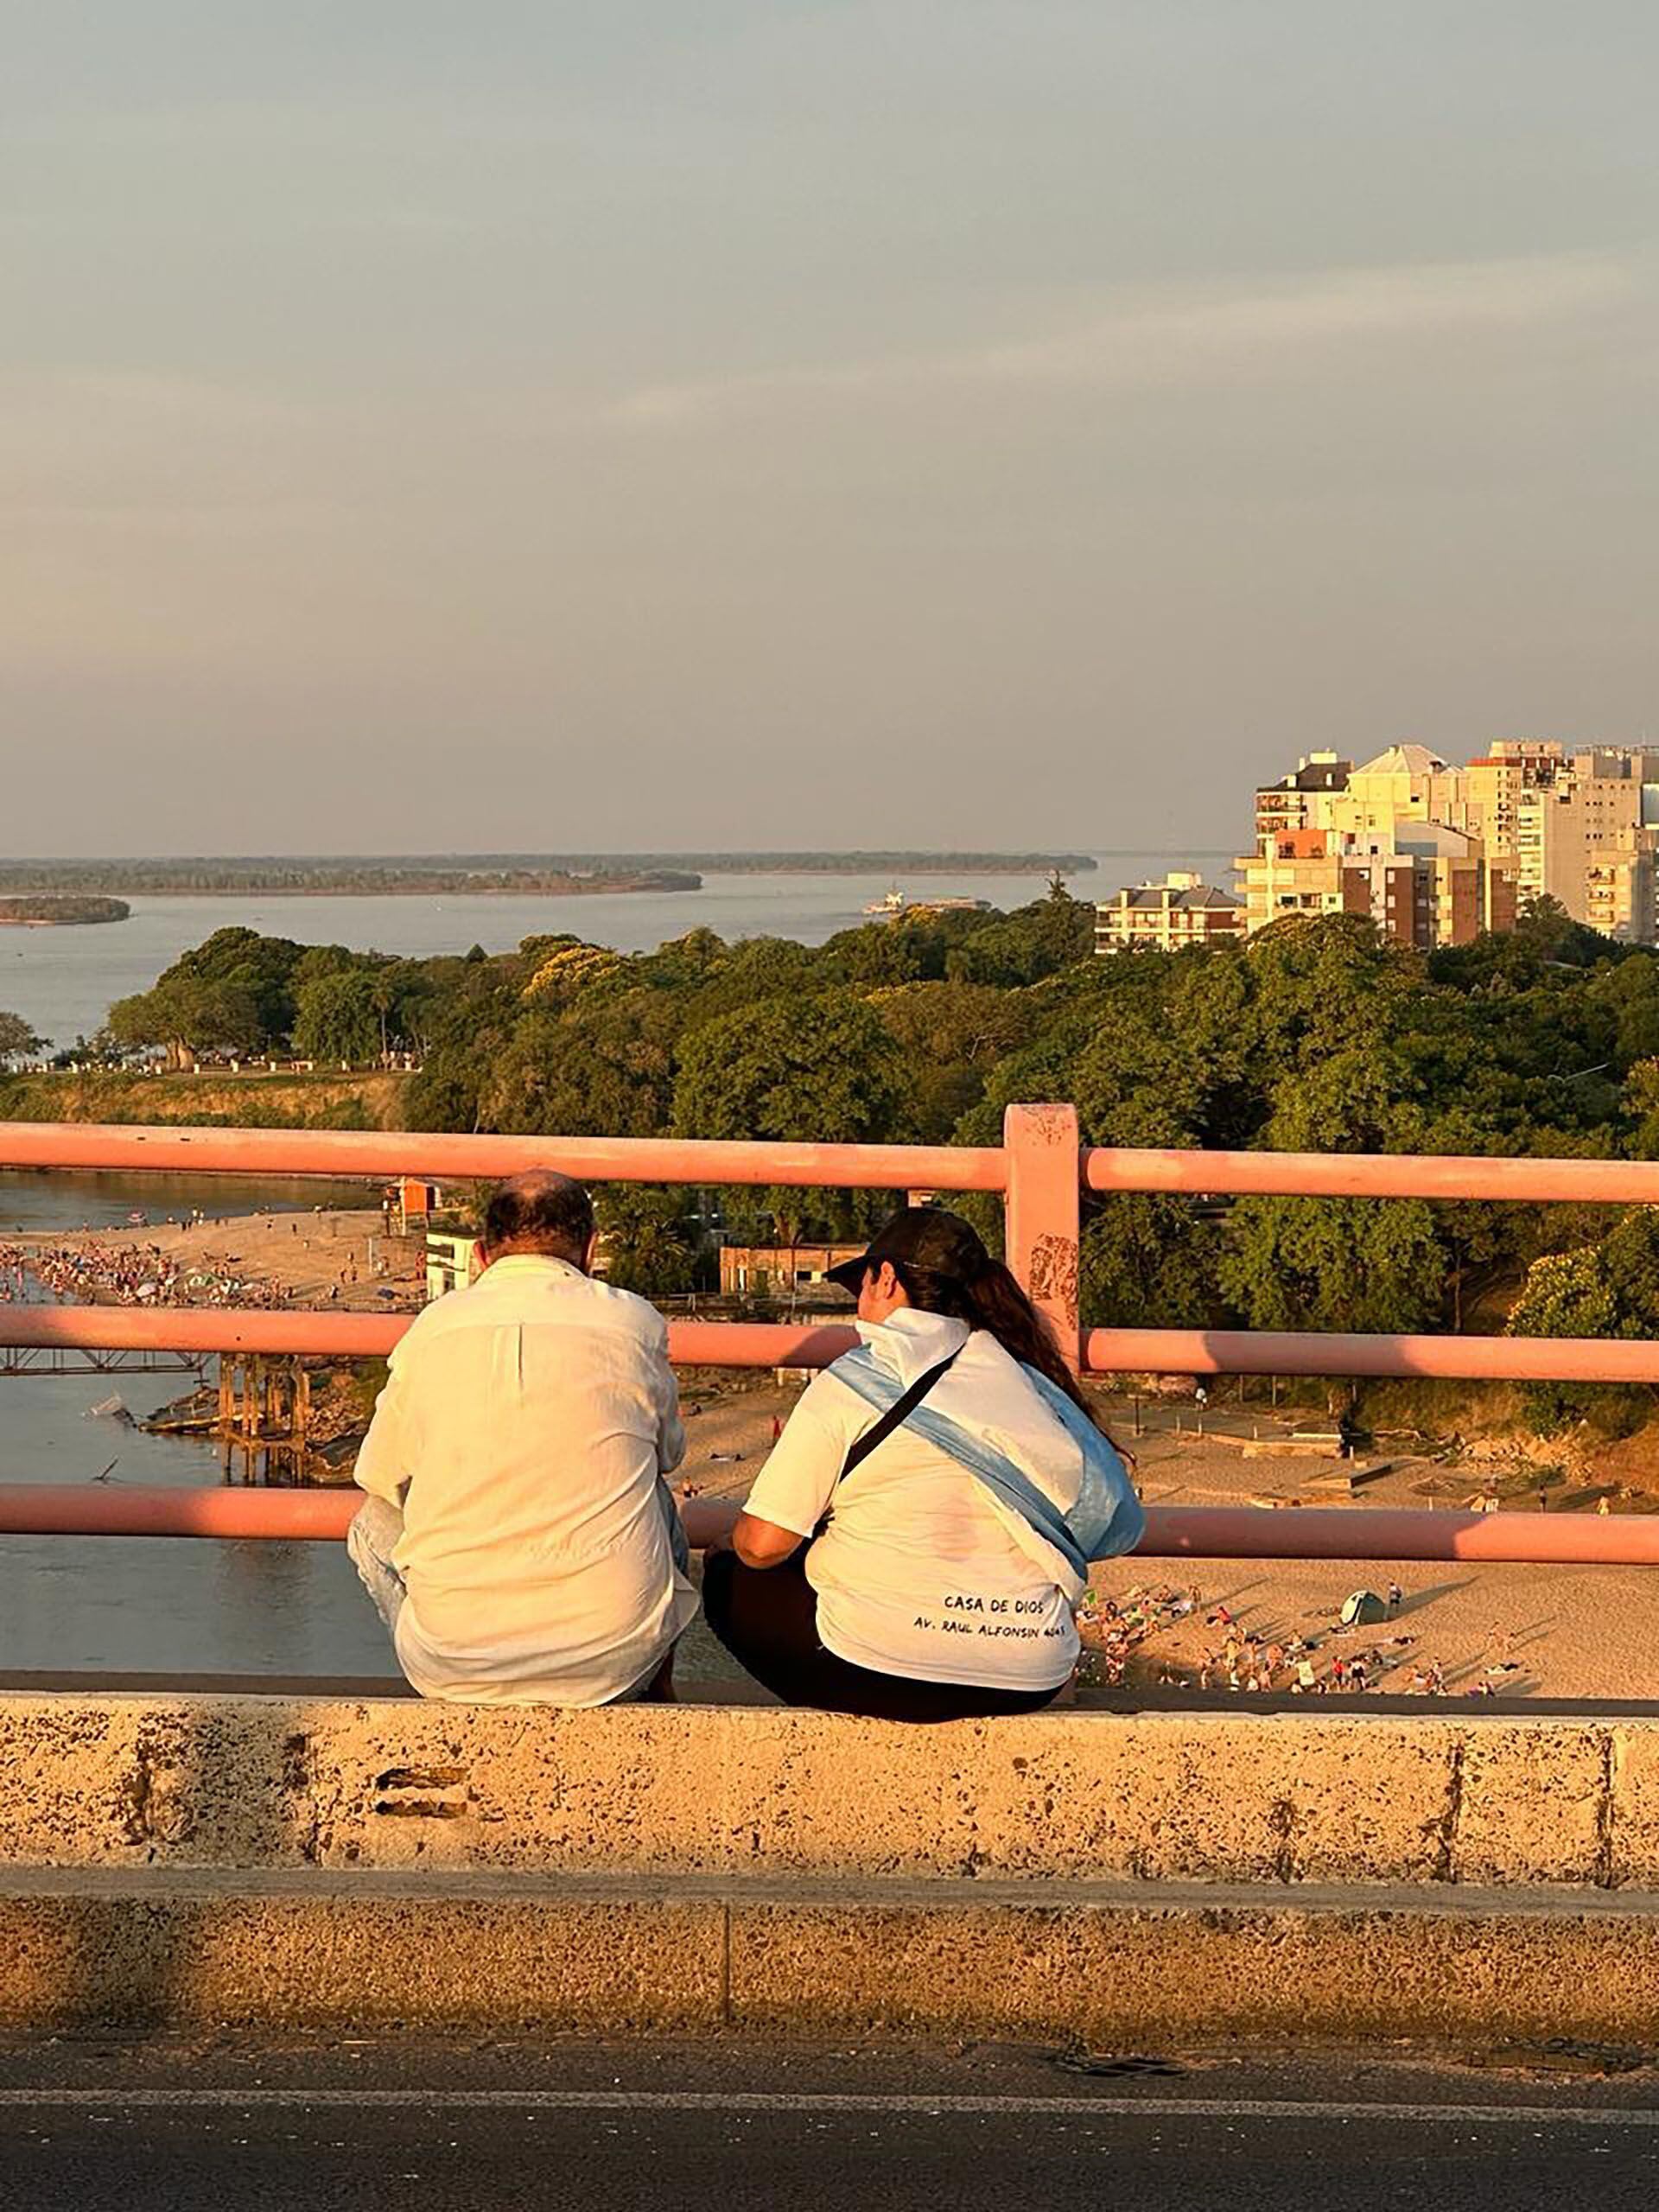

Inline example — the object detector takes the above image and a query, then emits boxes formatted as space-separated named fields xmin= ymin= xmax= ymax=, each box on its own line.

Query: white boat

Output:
xmin=864 ymin=887 xmax=991 ymax=917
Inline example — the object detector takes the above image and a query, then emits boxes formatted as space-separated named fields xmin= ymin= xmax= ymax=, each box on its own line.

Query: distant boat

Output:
xmin=863 ymin=887 xmax=991 ymax=918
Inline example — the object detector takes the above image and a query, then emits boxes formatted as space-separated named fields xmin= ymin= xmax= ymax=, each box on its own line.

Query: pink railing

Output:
xmin=1 ymin=1109 xmax=1655 ymax=1563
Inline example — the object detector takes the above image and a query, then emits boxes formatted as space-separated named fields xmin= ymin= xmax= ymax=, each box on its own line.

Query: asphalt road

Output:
xmin=1 ymin=2037 xmax=1655 ymax=2210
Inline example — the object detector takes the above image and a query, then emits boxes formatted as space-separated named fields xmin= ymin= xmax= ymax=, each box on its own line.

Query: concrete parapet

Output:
xmin=3 ymin=1866 xmax=1658 ymax=2044
xmin=2 ymin=1692 xmax=1658 ymax=1891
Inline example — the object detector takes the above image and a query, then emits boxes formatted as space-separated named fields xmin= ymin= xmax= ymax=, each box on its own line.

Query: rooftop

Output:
xmin=1353 ymin=743 xmax=1452 ymax=778
xmin=1111 ymin=877 xmax=1240 ymax=911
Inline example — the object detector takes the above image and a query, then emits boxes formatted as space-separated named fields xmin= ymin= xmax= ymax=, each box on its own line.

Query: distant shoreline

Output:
xmin=0 ymin=850 xmax=1096 ymax=898
xmin=0 ymin=870 xmax=702 ymax=900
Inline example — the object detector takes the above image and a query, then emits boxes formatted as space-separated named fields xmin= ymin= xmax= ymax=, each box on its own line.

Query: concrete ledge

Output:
xmin=2 ymin=1693 xmax=1656 ymax=1891
xmin=3 ymin=1866 xmax=1658 ymax=2044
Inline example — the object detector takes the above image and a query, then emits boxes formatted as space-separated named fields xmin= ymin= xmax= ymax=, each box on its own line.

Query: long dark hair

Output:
xmin=891 ymin=1255 xmax=1111 ymax=1438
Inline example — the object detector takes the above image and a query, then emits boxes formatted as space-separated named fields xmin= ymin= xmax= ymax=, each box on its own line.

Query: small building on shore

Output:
xmin=718 ymin=1243 xmax=863 ymax=1301
xmin=425 ymin=1230 xmax=479 ymax=1302
xmin=386 ymin=1179 xmax=443 ymax=1236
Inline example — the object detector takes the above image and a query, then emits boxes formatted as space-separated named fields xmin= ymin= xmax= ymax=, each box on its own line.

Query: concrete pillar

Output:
xmin=1002 ymin=1103 xmax=1081 ymax=1370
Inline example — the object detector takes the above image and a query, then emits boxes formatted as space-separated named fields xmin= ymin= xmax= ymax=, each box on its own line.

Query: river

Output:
xmin=0 ymin=849 xmax=1231 ymax=1677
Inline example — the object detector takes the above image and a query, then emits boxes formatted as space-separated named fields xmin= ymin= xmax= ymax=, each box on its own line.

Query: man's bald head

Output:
xmin=481 ymin=1171 xmax=596 ymax=1268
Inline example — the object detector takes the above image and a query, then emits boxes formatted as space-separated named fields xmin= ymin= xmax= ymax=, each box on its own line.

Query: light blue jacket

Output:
xmin=833 ymin=1339 xmax=1145 ymax=1590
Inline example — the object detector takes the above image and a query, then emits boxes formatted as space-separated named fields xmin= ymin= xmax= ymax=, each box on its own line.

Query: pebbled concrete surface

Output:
xmin=3 ymin=1866 xmax=1659 ymax=2044
xmin=5 ymin=1692 xmax=1659 ymax=1890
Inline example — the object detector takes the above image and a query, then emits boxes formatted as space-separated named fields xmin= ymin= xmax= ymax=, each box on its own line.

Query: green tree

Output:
xmin=597 ymin=1185 xmax=709 ymax=1300
xmin=1081 ymin=1197 xmax=1226 ymax=1329
xmin=674 ymin=992 xmax=907 ymax=1255
xmin=673 ymin=991 xmax=906 ymax=1145
xmin=291 ymin=969 xmax=383 ymax=1065
xmin=107 ymin=974 xmax=265 ymax=1066
xmin=679 ymin=937 xmax=820 ymax=1026
xmin=1505 ymin=1209 xmax=1659 ymax=1436
xmin=944 ymin=888 xmax=1095 ymax=988
xmin=0 ymin=1012 xmax=46 ymax=1067
xmin=868 ymin=981 xmax=1034 ymax=1141
xmin=481 ymin=991 xmax=682 ymax=1137
xmin=1625 ymin=1060 xmax=1659 ymax=1158
xmin=105 ymin=926 xmax=307 ymax=1065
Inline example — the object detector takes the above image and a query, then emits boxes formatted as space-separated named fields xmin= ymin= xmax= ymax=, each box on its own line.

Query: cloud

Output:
xmin=606 ymin=252 xmax=1645 ymax=428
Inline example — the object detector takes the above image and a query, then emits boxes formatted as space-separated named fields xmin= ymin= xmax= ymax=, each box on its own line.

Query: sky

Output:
xmin=3 ymin=2 xmax=1656 ymax=856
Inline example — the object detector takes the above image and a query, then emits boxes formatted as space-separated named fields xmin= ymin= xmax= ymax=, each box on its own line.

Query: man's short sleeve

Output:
xmin=354 ymin=1347 xmax=418 ymax=1506
xmin=647 ymin=1316 xmax=686 ymax=1476
xmin=741 ymin=1376 xmax=857 ymax=1540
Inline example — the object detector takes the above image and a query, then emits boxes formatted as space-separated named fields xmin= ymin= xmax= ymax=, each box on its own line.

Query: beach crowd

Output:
xmin=1 ymin=1236 xmax=296 ymax=1312
xmin=1078 ymin=1580 xmax=1528 ymax=1698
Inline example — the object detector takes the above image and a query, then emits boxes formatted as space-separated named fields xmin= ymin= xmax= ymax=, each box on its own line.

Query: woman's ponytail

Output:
xmin=962 ymin=1258 xmax=1096 ymax=1421
xmin=894 ymin=1253 xmax=1116 ymax=1440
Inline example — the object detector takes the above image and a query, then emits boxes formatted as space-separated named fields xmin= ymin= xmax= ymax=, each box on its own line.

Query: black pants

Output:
xmin=701 ymin=1548 xmax=1063 ymax=1724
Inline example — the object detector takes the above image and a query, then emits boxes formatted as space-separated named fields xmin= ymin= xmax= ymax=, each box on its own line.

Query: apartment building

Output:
xmin=1095 ymin=871 xmax=1244 ymax=953
xmin=1458 ymin=740 xmax=1566 ymax=856
xmin=1239 ymin=740 xmax=1659 ymax=948
xmin=1253 ymin=751 xmax=1353 ymax=840
xmin=1510 ymin=749 xmax=1659 ymax=944
xmin=1239 ymin=819 xmax=1513 ymax=950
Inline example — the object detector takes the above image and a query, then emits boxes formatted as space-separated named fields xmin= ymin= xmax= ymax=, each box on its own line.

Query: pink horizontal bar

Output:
xmin=1084 ymin=1327 xmax=1659 ymax=1384
xmin=1 ymin=1488 xmax=1654 ymax=1563
xmin=1 ymin=1309 xmax=1648 ymax=1384
xmin=668 ymin=1320 xmax=857 ymax=1369
xmin=1136 ymin=1505 xmax=1659 ymax=1566
xmin=0 ymin=1487 xmax=363 ymax=1540
xmin=1084 ymin=1146 xmax=1659 ymax=1205
xmin=0 ymin=1308 xmax=406 ymax=1357
xmin=0 ymin=1121 xmax=1004 ymax=1192
xmin=0 ymin=1307 xmax=856 ymax=1370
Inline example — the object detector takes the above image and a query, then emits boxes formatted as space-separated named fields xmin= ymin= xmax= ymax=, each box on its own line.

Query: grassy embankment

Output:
xmin=0 ymin=1069 xmax=410 ymax=1130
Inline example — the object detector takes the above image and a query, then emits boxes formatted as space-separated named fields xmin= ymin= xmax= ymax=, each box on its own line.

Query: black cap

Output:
xmin=824 ymin=1207 xmax=991 ymax=1295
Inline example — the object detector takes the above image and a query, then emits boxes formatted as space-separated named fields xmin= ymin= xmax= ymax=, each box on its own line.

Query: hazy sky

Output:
xmin=4 ymin=3 xmax=1656 ymax=855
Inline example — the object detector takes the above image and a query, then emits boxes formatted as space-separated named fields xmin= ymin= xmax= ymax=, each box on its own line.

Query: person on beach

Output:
xmin=346 ymin=1170 xmax=694 ymax=1705
xmin=700 ymin=1206 xmax=1144 ymax=1722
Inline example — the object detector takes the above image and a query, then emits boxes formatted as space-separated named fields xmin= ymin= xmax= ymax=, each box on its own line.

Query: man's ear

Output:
xmin=582 ymin=1230 xmax=601 ymax=1275
xmin=469 ymin=1243 xmax=490 ymax=1283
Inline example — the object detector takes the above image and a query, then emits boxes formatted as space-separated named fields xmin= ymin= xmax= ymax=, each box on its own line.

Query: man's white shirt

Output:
xmin=354 ymin=1255 xmax=694 ymax=1705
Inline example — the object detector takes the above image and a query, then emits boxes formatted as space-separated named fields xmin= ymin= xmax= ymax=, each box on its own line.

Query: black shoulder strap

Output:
xmin=839 ymin=1347 xmax=963 ymax=1482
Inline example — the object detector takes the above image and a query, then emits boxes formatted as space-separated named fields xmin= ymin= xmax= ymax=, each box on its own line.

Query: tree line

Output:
xmin=27 ymin=893 xmax=1659 ymax=1427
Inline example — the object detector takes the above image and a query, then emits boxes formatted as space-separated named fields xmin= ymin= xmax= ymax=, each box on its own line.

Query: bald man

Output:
xmin=348 ymin=1170 xmax=693 ymax=1704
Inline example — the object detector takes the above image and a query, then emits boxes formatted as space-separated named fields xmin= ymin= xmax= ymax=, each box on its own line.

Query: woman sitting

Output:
xmin=701 ymin=1206 xmax=1143 ymax=1721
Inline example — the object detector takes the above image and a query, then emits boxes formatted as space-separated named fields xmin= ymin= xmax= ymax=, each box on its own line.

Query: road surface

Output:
xmin=0 ymin=2034 xmax=1654 ymax=2209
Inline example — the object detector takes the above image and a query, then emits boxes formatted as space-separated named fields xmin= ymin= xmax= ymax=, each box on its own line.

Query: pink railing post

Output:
xmin=1002 ymin=1103 xmax=1081 ymax=1369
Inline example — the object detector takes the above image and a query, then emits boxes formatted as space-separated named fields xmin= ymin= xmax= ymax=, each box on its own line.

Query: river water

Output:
xmin=0 ymin=850 xmax=1230 ymax=1677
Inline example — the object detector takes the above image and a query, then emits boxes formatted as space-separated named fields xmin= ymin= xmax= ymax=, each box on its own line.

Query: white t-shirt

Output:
xmin=353 ymin=1255 xmax=695 ymax=1706
xmin=741 ymin=1308 xmax=1085 ymax=1692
